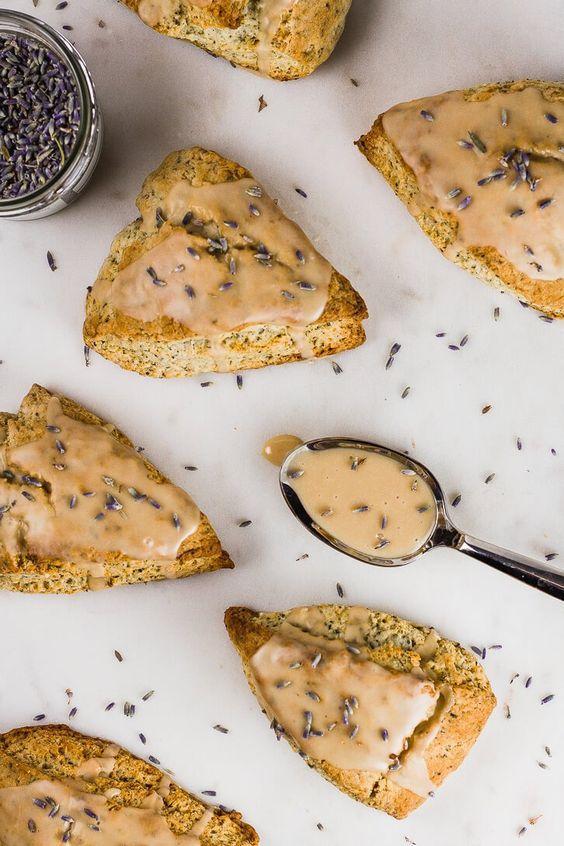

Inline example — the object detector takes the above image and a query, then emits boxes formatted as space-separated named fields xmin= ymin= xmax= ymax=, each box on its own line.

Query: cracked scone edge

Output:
xmin=0 ymin=724 xmax=259 ymax=845
xmin=356 ymin=79 xmax=564 ymax=318
xmin=84 ymin=147 xmax=368 ymax=378
xmin=121 ymin=0 xmax=352 ymax=81
xmin=0 ymin=384 xmax=233 ymax=594
xmin=224 ymin=604 xmax=496 ymax=820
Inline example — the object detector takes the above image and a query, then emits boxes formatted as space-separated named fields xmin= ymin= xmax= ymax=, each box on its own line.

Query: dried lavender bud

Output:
xmin=0 ymin=34 xmax=81 ymax=199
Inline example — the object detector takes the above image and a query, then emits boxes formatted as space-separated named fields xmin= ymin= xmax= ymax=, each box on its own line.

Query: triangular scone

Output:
xmin=357 ymin=80 xmax=564 ymax=317
xmin=84 ymin=148 xmax=367 ymax=378
xmin=0 ymin=385 xmax=232 ymax=593
xmin=122 ymin=0 xmax=352 ymax=81
xmin=0 ymin=724 xmax=259 ymax=845
xmin=225 ymin=605 xmax=496 ymax=820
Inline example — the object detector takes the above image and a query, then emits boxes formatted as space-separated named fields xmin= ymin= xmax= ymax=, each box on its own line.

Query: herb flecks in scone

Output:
xmin=357 ymin=80 xmax=564 ymax=317
xmin=124 ymin=0 xmax=352 ymax=81
xmin=0 ymin=724 xmax=259 ymax=845
xmin=84 ymin=148 xmax=367 ymax=377
xmin=0 ymin=384 xmax=232 ymax=593
xmin=225 ymin=604 xmax=496 ymax=819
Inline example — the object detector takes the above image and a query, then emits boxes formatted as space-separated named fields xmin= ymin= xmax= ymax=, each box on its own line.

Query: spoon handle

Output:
xmin=457 ymin=534 xmax=564 ymax=601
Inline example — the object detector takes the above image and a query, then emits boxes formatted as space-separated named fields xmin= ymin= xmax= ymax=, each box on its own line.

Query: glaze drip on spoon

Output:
xmin=262 ymin=434 xmax=303 ymax=466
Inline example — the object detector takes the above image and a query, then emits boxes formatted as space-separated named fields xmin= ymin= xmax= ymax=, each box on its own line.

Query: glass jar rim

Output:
xmin=0 ymin=9 xmax=97 ymax=210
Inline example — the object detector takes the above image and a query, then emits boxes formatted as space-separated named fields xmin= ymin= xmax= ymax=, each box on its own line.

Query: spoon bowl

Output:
xmin=280 ymin=437 xmax=452 ymax=566
xmin=279 ymin=436 xmax=564 ymax=601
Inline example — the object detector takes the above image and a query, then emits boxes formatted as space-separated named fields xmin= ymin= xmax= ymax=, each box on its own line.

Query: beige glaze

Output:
xmin=250 ymin=618 xmax=443 ymax=795
xmin=0 ymin=397 xmax=200 ymax=566
xmin=269 ymin=606 xmax=450 ymax=796
xmin=0 ymin=778 xmax=212 ymax=845
xmin=257 ymin=0 xmax=295 ymax=74
xmin=388 ymin=685 xmax=453 ymax=797
xmin=93 ymin=177 xmax=331 ymax=358
xmin=138 ymin=0 xmax=211 ymax=28
xmin=136 ymin=0 xmax=294 ymax=79
xmin=75 ymin=745 xmax=119 ymax=781
xmin=416 ymin=628 xmax=441 ymax=662
xmin=262 ymin=434 xmax=303 ymax=466
xmin=285 ymin=447 xmax=437 ymax=559
xmin=382 ymin=87 xmax=564 ymax=280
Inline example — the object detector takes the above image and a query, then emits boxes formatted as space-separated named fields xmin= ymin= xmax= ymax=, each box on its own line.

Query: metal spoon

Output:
xmin=279 ymin=437 xmax=564 ymax=601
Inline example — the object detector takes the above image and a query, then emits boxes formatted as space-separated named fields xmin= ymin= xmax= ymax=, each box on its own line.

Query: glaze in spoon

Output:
xmin=278 ymin=437 xmax=564 ymax=602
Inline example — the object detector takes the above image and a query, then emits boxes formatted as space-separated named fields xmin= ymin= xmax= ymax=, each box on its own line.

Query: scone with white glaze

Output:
xmin=84 ymin=147 xmax=367 ymax=377
xmin=0 ymin=384 xmax=232 ymax=593
xmin=123 ymin=0 xmax=352 ymax=81
xmin=0 ymin=724 xmax=259 ymax=844
xmin=225 ymin=604 xmax=496 ymax=819
xmin=357 ymin=80 xmax=564 ymax=317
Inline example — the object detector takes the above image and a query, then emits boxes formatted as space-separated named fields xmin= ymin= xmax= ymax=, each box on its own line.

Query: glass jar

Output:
xmin=0 ymin=9 xmax=103 ymax=220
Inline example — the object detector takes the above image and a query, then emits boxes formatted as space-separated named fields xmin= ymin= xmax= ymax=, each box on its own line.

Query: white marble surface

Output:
xmin=1 ymin=0 xmax=563 ymax=843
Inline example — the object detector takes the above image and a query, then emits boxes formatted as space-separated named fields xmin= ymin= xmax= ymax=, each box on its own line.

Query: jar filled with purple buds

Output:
xmin=0 ymin=10 xmax=103 ymax=220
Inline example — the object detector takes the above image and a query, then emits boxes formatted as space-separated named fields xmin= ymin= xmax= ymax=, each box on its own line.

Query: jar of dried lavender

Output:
xmin=0 ymin=10 xmax=103 ymax=220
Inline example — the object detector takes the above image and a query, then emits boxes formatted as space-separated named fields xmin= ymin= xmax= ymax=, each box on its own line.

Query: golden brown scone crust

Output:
xmin=122 ymin=0 xmax=352 ymax=80
xmin=84 ymin=148 xmax=368 ymax=378
xmin=0 ymin=724 xmax=259 ymax=845
xmin=225 ymin=605 xmax=496 ymax=820
xmin=0 ymin=384 xmax=233 ymax=594
xmin=357 ymin=79 xmax=564 ymax=318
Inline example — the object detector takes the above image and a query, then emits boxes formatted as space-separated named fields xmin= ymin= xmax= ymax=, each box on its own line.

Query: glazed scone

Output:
xmin=0 ymin=384 xmax=232 ymax=593
xmin=357 ymin=80 xmax=564 ymax=317
xmin=225 ymin=604 xmax=496 ymax=819
xmin=122 ymin=0 xmax=352 ymax=81
xmin=0 ymin=724 xmax=259 ymax=844
xmin=84 ymin=147 xmax=368 ymax=378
